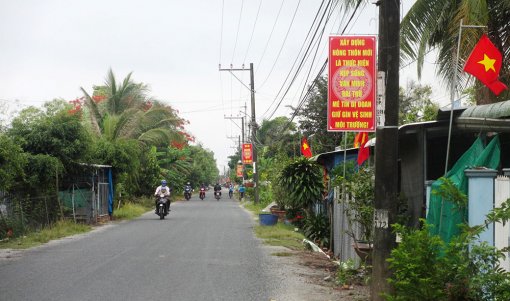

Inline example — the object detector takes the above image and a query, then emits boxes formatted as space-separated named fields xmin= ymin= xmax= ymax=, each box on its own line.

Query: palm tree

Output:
xmin=81 ymin=69 xmax=185 ymax=147
xmin=400 ymin=0 xmax=510 ymax=104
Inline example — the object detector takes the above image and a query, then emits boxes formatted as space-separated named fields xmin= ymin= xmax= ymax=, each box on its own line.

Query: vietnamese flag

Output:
xmin=301 ymin=137 xmax=313 ymax=158
xmin=463 ymin=34 xmax=508 ymax=95
xmin=355 ymin=132 xmax=370 ymax=166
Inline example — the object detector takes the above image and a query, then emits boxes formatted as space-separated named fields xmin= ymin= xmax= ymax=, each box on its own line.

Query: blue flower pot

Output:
xmin=259 ymin=213 xmax=278 ymax=226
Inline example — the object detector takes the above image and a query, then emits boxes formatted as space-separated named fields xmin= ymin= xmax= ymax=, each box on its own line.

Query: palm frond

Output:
xmin=81 ymin=87 xmax=102 ymax=136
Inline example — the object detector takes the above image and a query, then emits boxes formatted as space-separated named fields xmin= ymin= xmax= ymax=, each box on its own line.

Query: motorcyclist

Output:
xmin=214 ymin=182 xmax=222 ymax=196
xmin=199 ymin=183 xmax=206 ymax=197
xmin=154 ymin=180 xmax=171 ymax=213
xmin=228 ymin=183 xmax=234 ymax=198
xmin=184 ymin=182 xmax=192 ymax=198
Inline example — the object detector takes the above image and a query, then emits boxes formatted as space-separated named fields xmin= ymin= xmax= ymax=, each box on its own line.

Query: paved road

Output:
xmin=0 ymin=189 xmax=280 ymax=301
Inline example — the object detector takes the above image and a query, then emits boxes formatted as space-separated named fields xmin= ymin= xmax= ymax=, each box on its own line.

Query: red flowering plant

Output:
xmin=68 ymin=97 xmax=84 ymax=116
xmin=285 ymin=208 xmax=306 ymax=228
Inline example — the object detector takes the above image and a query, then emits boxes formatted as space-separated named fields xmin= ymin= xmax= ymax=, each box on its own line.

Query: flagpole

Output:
xmin=444 ymin=20 xmax=487 ymax=175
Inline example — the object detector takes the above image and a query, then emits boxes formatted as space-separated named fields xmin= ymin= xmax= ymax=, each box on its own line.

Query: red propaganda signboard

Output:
xmin=242 ymin=143 xmax=253 ymax=164
xmin=236 ymin=164 xmax=243 ymax=178
xmin=328 ymin=36 xmax=376 ymax=132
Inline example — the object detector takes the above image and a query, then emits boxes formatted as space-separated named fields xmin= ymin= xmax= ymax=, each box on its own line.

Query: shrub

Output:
xmin=276 ymin=157 xmax=324 ymax=210
xmin=302 ymin=211 xmax=330 ymax=248
xmin=384 ymin=177 xmax=510 ymax=301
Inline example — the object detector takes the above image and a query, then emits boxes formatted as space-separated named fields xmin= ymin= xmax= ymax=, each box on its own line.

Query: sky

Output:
xmin=0 ymin=0 xmax=445 ymax=173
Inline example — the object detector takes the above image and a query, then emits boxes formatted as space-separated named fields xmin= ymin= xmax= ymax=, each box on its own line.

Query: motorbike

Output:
xmin=156 ymin=193 xmax=168 ymax=220
xmin=184 ymin=187 xmax=192 ymax=201
xmin=214 ymin=191 xmax=221 ymax=201
xmin=199 ymin=187 xmax=206 ymax=200
xmin=228 ymin=190 xmax=233 ymax=199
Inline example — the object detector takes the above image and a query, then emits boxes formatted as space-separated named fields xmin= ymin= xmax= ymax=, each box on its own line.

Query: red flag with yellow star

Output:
xmin=355 ymin=132 xmax=370 ymax=166
xmin=463 ymin=34 xmax=508 ymax=95
xmin=301 ymin=137 xmax=313 ymax=158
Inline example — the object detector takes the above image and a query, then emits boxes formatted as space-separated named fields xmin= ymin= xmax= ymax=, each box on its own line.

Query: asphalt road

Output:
xmin=0 ymin=189 xmax=280 ymax=301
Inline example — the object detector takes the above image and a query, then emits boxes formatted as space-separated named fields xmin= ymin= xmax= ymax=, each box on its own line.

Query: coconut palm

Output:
xmin=81 ymin=69 xmax=186 ymax=147
xmin=400 ymin=0 xmax=510 ymax=104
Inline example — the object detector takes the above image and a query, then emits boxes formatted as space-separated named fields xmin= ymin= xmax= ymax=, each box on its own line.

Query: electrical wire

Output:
xmin=219 ymin=0 xmax=225 ymax=64
xmin=231 ymin=0 xmax=245 ymax=64
xmin=255 ymin=0 xmax=286 ymax=74
xmin=242 ymin=0 xmax=263 ymax=64
xmin=267 ymin=0 xmax=366 ymax=143
xmin=263 ymin=0 xmax=334 ymax=120
xmin=257 ymin=0 xmax=302 ymax=90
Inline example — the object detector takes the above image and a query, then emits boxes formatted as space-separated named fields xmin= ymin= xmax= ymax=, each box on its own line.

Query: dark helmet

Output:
xmin=161 ymin=180 xmax=167 ymax=186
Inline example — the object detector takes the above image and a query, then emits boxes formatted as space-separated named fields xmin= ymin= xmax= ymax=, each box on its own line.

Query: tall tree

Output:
xmin=399 ymin=81 xmax=439 ymax=125
xmin=257 ymin=116 xmax=300 ymax=158
xmin=295 ymin=77 xmax=343 ymax=154
xmin=81 ymin=69 xmax=186 ymax=147
xmin=400 ymin=0 xmax=510 ymax=104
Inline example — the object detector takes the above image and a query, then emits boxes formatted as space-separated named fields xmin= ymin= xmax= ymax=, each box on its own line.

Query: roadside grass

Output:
xmin=242 ymin=200 xmax=305 ymax=251
xmin=113 ymin=202 xmax=150 ymax=220
xmin=0 ymin=220 xmax=91 ymax=249
xmin=271 ymin=251 xmax=293 ymax=257
xmin=254 ymin=223 xmax=305 ymax=250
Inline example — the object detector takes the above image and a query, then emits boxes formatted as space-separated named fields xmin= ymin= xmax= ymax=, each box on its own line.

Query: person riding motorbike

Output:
xmin=214 ymin=183 xmax=222 ymax=196
xmin=228 ymin=184 xmax=234 ymax=198
xmin=199 ymin=183 xmax=206 ymax=199
xmin=154 ymin=180 xmax=171 ymax=214
xmin=184 ymin=182 xmax=192 ymax=200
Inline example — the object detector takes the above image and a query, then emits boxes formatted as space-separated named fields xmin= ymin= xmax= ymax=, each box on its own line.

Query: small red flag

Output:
xmin=463 ymin=34 xmax=508 ymax=96
xmin=356 ymin=132 xmax=370 ymax=166
xmin=301 ymin=137 xmax=313 ymax=158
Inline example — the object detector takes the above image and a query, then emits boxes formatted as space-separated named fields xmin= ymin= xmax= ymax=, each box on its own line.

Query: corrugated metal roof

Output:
xmin=460 ymin=100 xmax=510 ymax=119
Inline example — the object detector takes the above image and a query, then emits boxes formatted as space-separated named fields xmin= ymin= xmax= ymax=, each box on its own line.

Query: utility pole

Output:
xmin=372 ymin=0 xmax=400 ymax=300
xmin=226 ymin=135 xmax=241 ymax=151
xmin=224 ymin=116 xmax=245 ymax=144
xmin=219 ymin=63 xmax=259 ymax=203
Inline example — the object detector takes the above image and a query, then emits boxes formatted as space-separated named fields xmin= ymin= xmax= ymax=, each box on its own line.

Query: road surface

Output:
xmin=0 ymin=189 xmax=283 ymax=301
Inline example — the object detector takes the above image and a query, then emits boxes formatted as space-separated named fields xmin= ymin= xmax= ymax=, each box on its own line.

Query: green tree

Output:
xmin=0 ymin=134 xmax=26 ymax=190
xmin=295 ymin=77 xmax=344 ymax=154
xmin=187 ymin=144 xmax=219 ymax=187
xmin=8 ymin=100 xmax=92 ymax=169
xmin=400 ymin=0 xmax=510 ymax=104
xmin=399 ymin=81 xmax=439 ymax=125
xmin=257 ymin=116 xmax=300 ymax=158
xmin=81 ymin=69 xmax=185 ymax=147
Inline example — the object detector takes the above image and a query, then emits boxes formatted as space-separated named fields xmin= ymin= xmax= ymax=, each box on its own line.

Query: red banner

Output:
xmin=328 ymin=36 xmax=376 ymax=132
xmin=242 ymin=143 xmax=253 ymax=164
xmin=236 ymin=164 xmax=243 ymax=178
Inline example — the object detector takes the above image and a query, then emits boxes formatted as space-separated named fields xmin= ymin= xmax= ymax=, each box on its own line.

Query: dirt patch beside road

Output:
xmin=264 ymin=245 xmax=369 ymax=301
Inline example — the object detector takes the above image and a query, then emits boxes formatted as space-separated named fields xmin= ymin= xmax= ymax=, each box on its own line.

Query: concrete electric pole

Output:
xmin=219 ymin=63 xmax=259 ymax=203
xmin=371 ymin=0 xmax=400 ymax=300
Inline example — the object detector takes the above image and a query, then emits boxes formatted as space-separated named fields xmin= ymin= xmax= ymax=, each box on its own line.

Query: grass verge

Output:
xmin=113 ymin=202 xmax=149 ymax=220
xmin=241 ymin=200 xmax=305 ymax=251
xmin=0 ymin=220 xmax=91 ymax=249
xmin=254 ymin=223 xmax=305 ymax=250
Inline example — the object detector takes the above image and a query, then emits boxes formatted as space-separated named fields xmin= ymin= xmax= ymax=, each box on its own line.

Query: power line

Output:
xmin=264 ymin=0 xmax=334 ymax=120
xmin=230 ymin=0 xmax=245 ymax=64
xmin=242 ymin=0 xmax=263 ymax=64
xmin=255 ymin=0 xmax=286 ymax=74
xmin=219 ymin=0 xmax=225 ymax=63
xmin=262 ymin=0 xmax=331 ymax=116
xmin=268 ymin=0 xmax=366 ymax=141
xmin=257 ymin=0 xmax=302 ymax=90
